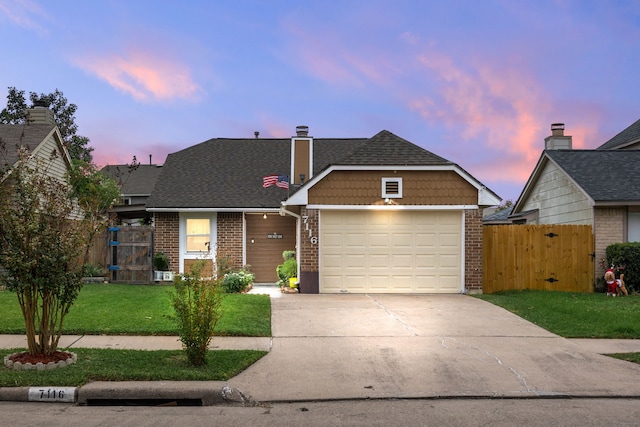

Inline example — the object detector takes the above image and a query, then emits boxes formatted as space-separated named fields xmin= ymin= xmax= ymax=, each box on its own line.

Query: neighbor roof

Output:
xmin=545 ymin=149 xmax=640 ymax=202
xmin=0 ymin=123 xmax=57 ymax=168
xmin=146 ymin=130 xmax=457 ymax=210
xmin=597 ymin=118 xmax=640 ymax=149
xmin=101 ymin=164 xmax=163 ymax=196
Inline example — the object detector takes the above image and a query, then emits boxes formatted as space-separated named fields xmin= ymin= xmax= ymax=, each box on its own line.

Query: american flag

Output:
xmin=263 ymin=175 xmax=289 ymax=189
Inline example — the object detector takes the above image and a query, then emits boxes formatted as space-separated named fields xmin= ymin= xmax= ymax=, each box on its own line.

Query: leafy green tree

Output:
xmin=495 ymin=199 xmax=514 ymax=212
xmin=0 ymin=86 xmax=94 ymax=162
xmin=0 ymin=147 xmax=118 ymax=356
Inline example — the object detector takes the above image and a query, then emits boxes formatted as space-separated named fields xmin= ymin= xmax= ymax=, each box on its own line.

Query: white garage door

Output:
xmin=320 ymin=210 xmax=462 ymax=293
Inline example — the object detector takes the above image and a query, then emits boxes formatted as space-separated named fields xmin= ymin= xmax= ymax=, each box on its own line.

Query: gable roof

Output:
xmin=514 ymin=149 xmax=640 ymax=212
xmin=544 ymin=149 xmax=640 ymax=202
xmin=336 ymin=130 xmax=452 ymax=166
xmin=0 ymin=123 xmax=58 ymax=168
xmin=101 ymin=164 xmax=163 ymax=196
xmin=147 ymin=130 xmax=499 ymax=211
xmin=146 ymin=130 xmax=497 ymax=211
xmin=597 ymin=118 xmax=640 ymax=149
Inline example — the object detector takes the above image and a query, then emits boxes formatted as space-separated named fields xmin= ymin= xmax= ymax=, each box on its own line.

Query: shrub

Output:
xmin=153 ymin=252 xmax=169 ymax=271
xmin=605 ymin=242 xmax=640 ymax=293
xmin=222 ymin=269 xmax=255 ymax=293
xmin=82 ymin=263 xmax=104 ymax=277
xmin=169 ymin=260 xmax=225 ymax=366
xmin=276 ymin=250 xmax=297 ymax=286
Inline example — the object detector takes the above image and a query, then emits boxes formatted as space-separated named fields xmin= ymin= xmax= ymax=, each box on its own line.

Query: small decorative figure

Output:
xmin=605 ymin=267 xmax=628 ymax=297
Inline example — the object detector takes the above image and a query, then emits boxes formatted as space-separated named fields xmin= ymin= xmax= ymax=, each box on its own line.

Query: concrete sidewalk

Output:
xmin=3 ymin=292 xmax=640 ymax=405
xmin=0 ymin=334 xmax=271 ymax=352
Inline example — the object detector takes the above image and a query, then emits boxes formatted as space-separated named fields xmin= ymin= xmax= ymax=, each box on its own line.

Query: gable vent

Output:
xmin=382 ymin=177 xmax=403 ymax=198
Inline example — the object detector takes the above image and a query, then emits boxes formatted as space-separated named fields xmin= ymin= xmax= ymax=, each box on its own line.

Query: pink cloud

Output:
xmin=0 ymin=0 xmax=49 ymax=35
xmin=73 ymin=49 xmax=200 ymax=102
xmin=409 ymin=49 xmax=554 ymax=183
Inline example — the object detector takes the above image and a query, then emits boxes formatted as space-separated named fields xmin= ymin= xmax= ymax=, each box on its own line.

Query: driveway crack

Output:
xmin=438 ymin=336 xmax=536 ymax=394
xmin=367 ymin=294 xmax=418 ymax=336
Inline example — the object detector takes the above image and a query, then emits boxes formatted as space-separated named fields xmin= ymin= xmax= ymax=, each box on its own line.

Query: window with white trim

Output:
xmin=186 ymin=218 xmax=210 ymax=252
xmin=382 ymin=177 xmax=403 ymax=198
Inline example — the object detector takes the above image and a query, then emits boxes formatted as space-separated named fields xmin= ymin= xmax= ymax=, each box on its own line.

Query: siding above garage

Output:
xmin=308 ymin=170 xmax=479 ymax=206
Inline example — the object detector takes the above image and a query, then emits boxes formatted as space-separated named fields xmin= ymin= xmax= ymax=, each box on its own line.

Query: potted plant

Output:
xmin=276 ymin=250 xmax=297 ymax=291
xmin=153 ymin=252 xmax=170 ymax=281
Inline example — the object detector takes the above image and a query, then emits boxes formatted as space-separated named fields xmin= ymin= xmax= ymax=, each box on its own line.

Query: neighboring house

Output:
xmin=0 ymin=106 xmax=72 ymax=185
xmin=101 ymin=163 xmax=163 ymax=225
xmin=510 ymin=121 xmax=640 ymax=277
xmin=146 ymin=126 xmax=500 ymax=294
xmin=483 ymin=207 xmax=514 ymax=225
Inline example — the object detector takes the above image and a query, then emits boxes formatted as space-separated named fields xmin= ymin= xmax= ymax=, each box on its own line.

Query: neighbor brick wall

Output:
xmin=217 ymin=212 xmax=243 ymax=270
xmin=465 ymin=208 xmax=483 ymax=293
xmin=300 ymin=207 xmax=319 ymax=271
xmin=154 ymin=212 xmax=179 ymax=271
xmin=594 ymin=207 xmax=625 ymax=277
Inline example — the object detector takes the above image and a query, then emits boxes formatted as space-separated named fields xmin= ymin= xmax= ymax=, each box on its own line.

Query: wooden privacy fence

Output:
xmin=107 ymin=226 xmax=154 ymax=283
xmin=483 ymin=224 xmax=594 ymax=293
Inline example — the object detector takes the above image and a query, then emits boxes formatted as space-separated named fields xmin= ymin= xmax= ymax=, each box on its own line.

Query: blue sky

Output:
xmin=1 ymin=0 xmax=639 ymax=202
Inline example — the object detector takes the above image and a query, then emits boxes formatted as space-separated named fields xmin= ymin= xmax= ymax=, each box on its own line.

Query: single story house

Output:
xmin=510 ymin=120 xmax=640 ymax=277
xmin=146 ymin=126 xmax=500 ymax=294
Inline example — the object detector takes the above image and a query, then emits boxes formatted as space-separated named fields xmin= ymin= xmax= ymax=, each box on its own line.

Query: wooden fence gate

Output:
xmin=483 ymin=224 xmax=594 ymax=293
xmin=108 ymin=226 xmax=153 ymax=283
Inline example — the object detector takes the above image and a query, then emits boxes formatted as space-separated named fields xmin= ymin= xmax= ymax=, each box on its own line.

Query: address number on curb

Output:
xmin=28 ymin=387 xmax=76 ymax=403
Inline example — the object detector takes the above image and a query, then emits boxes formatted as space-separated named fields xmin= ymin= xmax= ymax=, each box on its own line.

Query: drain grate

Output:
xmin=86 ymin=398 xmax=203 ymax=406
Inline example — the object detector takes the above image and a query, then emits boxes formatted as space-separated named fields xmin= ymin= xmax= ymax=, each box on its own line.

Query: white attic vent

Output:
xmin=382 ymin=177 xmax=402 ymax=198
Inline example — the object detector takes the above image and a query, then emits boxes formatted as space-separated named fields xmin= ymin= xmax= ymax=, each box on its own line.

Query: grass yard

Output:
xmin=0 ymin=283 xmax=271 ymax=336
xmin=476 ymin=290 xmax=640 ymax=338
xmin=0 ymin=348 xmax=267 ymax=387
xmin=0 ymin=284 xmax=271 ymax=387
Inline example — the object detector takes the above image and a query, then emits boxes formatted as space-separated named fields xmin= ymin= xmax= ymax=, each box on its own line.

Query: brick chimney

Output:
xmin=291 ymin=125 xmax=313 ymax=186
xmin=544 ymin=123 xmax=572 ymax=150
xmin=25 ymin=103 xmax=55 ymax=125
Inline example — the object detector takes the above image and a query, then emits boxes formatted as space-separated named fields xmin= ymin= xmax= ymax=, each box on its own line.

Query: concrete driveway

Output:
xmin=228 ymin=294 xmax=640 ymax=402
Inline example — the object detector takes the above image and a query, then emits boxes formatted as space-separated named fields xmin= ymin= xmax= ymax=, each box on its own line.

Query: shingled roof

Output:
xmin=146 ymin=130 xmax=455 ymax=210
xmin=597 ymin=118 xmax=640 ymax=149
xmin=545 ymin=149 xmax=640 ymax=202
xmin=101 ymin=164 xmax=163 ymax=196
xmin=0 ymin=123 xmax=57 ymax=169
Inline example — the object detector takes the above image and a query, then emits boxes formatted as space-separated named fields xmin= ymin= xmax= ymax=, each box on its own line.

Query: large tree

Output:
xmin=0 ymin=146 xmax=119 ymax=357
xmin=0 ymin=87 xmax=94 ymax=163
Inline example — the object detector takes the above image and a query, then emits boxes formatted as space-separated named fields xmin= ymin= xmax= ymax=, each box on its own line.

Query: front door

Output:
xmin=245 ymin=213 xmax=297 ymax=283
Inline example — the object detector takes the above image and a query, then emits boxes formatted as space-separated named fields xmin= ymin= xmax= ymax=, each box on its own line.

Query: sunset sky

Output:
xmin=1 ymin=0 xmax=638 ymax=202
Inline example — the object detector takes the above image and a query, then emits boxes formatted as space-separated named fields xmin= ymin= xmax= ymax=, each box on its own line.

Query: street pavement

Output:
xmin=2 ymin=286 xmax=640 ymax=406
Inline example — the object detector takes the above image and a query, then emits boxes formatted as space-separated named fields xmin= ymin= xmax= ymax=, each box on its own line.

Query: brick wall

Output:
xmin=217 ymin=212 xmax=243 ymax=270
xmin=154 ymin=212 xmax=179 ymax=271
xmin=465 ymin=208 xmax=483 ymax=293
xmin=300 ymin=207 xmax=319 ymax=271
xmin=594 ymin=207 xmax=625 ymax=277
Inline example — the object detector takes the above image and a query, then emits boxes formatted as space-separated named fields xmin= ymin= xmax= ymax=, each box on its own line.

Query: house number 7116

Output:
xmin=302 ymin=216 xmax=318 ymax=245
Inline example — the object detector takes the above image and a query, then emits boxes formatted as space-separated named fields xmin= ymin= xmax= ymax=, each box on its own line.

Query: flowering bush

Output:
xmin=222 ymin=269 xmax=255 ymax=293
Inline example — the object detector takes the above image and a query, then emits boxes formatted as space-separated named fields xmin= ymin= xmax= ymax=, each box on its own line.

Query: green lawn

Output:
xmin=476 ymin=290 xmax=640 ymax=338
xmin=0 ymin=284 xmax=271 ymax=387
xmin=0 ymin=348 xmax=267 ymax=387
xmin=0 ymin=283 xmax=271 ymax=336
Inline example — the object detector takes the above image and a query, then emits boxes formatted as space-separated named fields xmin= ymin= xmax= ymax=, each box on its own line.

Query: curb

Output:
xmin=0 ymin=382 xmax=255 ymax=406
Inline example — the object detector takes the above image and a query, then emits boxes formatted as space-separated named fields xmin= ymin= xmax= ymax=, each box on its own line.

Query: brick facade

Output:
xmin=217 ymin=212 xmax=244 ymax=270
xmin=154 ymin=212 xmax=179 ymax=271
xmin=464 ymin=208 xmax=483 ymax=293
xmin=300 ymin=207 xmax=319 ymax=272
xmin=594 ymin=207 xmax=625 ymax=277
